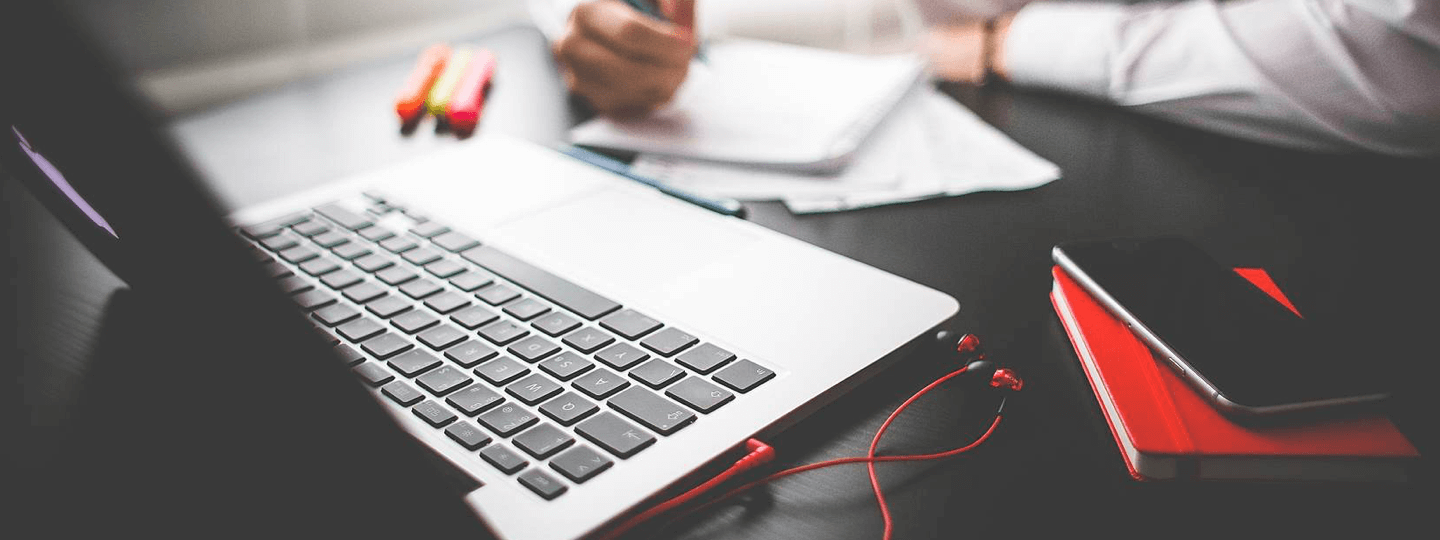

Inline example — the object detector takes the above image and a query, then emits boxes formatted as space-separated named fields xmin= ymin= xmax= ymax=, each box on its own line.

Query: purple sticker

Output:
xmin=12 ymin=125 xmax=117 ymax=238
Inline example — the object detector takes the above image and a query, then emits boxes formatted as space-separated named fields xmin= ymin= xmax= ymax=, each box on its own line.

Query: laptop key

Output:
xmin=359 ymin=226 xmax=397 ymax=242
xmin=331 ymin=242 xmax=372 ymax=261
xmin=353 ymin=362 xmax=394 ymax=387
xmin=562 ymin=327 xmax=615 ymax=354
xmin=450 ymin=305 xmax=499 ymax=330
xmin=418 ymin=323 xmax=466 ymax=350
xmin=261 ymin=260 xmax=292 ymax=279
xmin=425 ymin=259 xmax=465 ymax=279
xmin=417 ymin=365 xmax=473 ymax=396
xmin=315 ymin=202 xmax=374 ymax=231
xmin=666 ymin=377 xmax=734 ymax=413
xmin=480 ymin=445 xmax=528 ymax=475
xmin=676 ymin=343 xmax=736 ymax=374
xmin=412 ymin=400 xmax=457 ymax=428
xmin=640 ymin=327 xmax=698 ymax=357
xmin=376 ymin=265 xmax=418 ymax=286
xmin=353 ymin=253 xmax=396 ymax=273
xmin=513 ymin=423 xmax=574 ymax=459
xmin=571 ymin=368 xmax=630 ymax=399
xmin=423 ymin=291 xmax=470 ymax=314
xmin=298 ymin=257 xmax=341 ymax=277
xmin=478 ymin=403 xmax=538 ymax=436
xmin=539 ymin=392 xmax=598 ymax=426
xmin=503 ymin=298 xmax=550 ymax=321
xmin=342 ymin=282 xmax=388 ymax=304
xmin=714 ymin=359 xmax=776 ymax=393
xmin=533 ymin=312 xmax=581 ymax=337
xmin=402 ymin=246 xmax=443 ymax=266
xmin=336 ymin=317 xmax=384 ymax=342
xmin=410 ymin=221 xmax=449 ymax=238
xmin=550 ymin=445 xmax=613 ymax=484
xmin=399 ymin=278 xmax=443 ymax=299
xmin=381 ymin=381 xmax=424 ymax=406
xmin=462 ymin=246 xmax=622 ymax=320
xmin=506 ymin=373 xmax=563 ymax=405
xmin=576 ymin=412 xmax=654 ymax=459
xmin=392 ymin=309 xmax=440 ymax=334
xmin=241 ymin=213 xmax=306 ymax=239
xmin=479 ymin=320 xmax=529 ymax=345
xmin=539 ymin=352 xmax=594 ymax=381
xmin=475 ymin=284 xmax=520 ymax=306
xmin=294 ymin=290 xmax=337 ymax=311
xmin=279 ymin=275 xmax=313 ymax=294
xmin=595 ymin=343 xmax=649 ymax=371
xmin=388 ymin=348 xmax=442 ymax=377
xmin=364 ymin=296 xmax=412 ymax=319
xmin=474 ymin=356 xmax=529 ymax=385
xmin=361 ymin=332 xmax=413 ymax=360
xmin=278 ymin=245 xmax=319 ymax=264
xmin=445 ymin=339 xmax=498 ymax=367
xmin=259 ymin=232 xmax=300 ymax=252
xmin=509 ymin=335 xmax=560 ymax=363
xmin=333 ymin=343 xmax=366 ymax=366
xmin=600 ymin=309 xmax=662 ymax=340
xmin=320 ymin=269 xmax=363 ymax=290
xmin=449 ymin=271 xmax=494 ymax=292
xmin=431 ymin=230 xmax=480 ymax=252
xmin=379 ymin=235 xmax=418 ymax=253
xmin=445 ymin=421 xmax=492 ymax=451
xmin=608 ymin=387 xmax=696 ymax=436
xmin=312 ymin=304 xmax=360 ymax=327
xmin=310 ymin=230 xmax=350 ymax=248
xmin=447 ymin=385 xmax=504 ymax=416
xmin=291 ymin=220 xmax=329 ymax=237
xmin=630 ymin=359 xmax=685 ymax=389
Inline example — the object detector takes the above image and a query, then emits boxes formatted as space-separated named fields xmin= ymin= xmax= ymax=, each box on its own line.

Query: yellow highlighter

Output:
xmin=426 ymin=48 xmax=473 ymax=118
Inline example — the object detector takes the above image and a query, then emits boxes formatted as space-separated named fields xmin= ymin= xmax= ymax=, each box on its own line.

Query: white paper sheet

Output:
xmin=630 ymin=87 xmax=1061 ymax=214
xmin=570 ymin=38 xmax=925 ymax=173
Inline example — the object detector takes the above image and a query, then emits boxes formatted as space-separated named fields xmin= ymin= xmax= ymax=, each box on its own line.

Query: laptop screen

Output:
xmin=3 ymin=2 xmax=494 ymax=537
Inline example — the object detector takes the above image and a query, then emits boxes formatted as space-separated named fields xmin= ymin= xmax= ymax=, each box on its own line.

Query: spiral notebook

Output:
xmin=568 ymin=38 xmax=927 ymax=174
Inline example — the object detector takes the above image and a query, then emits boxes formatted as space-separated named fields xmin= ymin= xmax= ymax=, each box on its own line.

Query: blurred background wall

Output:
xmin=59 ymin=0 xmax=529 ymax=117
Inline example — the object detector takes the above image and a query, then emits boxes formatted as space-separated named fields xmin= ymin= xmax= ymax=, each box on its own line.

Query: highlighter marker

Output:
xmin=446 ymin=49 xmax=497 ymax=134
xmin=394 ymin=43 xmax=451 ymax=124
xmin=426 ymin=48 xmax=474 ymax=118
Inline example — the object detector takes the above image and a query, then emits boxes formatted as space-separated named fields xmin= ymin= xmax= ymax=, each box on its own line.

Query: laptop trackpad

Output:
xmin=484 ymin=186 xmax=761 ymax=309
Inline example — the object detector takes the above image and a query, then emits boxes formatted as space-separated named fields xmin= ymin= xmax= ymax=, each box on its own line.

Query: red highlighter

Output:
xmin=446 ymin=49 xmax=496 ymax=134
xmin=394 ymin=43 xmax=451 ymax=124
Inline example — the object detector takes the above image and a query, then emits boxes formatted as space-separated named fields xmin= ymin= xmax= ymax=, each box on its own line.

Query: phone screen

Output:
xmin=1055 ymin=237 xmax=1386 ymax=412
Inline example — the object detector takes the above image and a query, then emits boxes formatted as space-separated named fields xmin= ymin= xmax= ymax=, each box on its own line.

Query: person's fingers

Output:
xmin=660 ymin=0 xmax=696 ymax=34
xmin=562 ymin=37 xmax=687 ymax=115
xmin=573 ymin=0 xmax=694 ymax=68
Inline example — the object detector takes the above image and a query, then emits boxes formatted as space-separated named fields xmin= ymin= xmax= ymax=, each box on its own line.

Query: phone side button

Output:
xmin=1166 ymin=357 xmax=1186 ymax=376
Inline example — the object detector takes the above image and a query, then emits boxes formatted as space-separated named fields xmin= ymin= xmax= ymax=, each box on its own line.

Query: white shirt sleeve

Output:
xmin=1004 ymin=0 xmax=1440 ymax=156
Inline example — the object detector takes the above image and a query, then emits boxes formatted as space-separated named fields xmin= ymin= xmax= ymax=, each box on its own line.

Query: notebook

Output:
xmin=568 ymin=37 xmax=927 ymax=173
xmin=1049 ymin=265 xmax=1419 ymax=482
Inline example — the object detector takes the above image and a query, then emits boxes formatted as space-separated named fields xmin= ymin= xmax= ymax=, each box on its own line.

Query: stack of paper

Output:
xmin=568 ymin=38 xmax=1061 ymax=214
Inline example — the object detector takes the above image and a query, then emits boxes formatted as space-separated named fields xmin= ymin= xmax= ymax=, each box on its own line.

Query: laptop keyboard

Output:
xmin=239 ymin=193 xmax=775 ymax=500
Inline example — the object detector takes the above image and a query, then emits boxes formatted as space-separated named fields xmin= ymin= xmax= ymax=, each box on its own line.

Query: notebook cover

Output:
xmin=1050 ymin=265 xmax=1419 ymax=481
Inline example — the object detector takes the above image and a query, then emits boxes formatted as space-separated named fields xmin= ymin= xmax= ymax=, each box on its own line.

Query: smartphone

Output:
xmin=1052 ymin=236 xmax=1388 ymax=418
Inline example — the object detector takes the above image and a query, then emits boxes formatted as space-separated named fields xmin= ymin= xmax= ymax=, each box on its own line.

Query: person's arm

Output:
xmin=1000 ymin=0 xmax=1440 ymax=156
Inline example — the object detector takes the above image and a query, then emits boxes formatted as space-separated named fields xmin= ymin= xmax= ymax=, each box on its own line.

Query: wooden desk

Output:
xmin=11 ymin=23 xmax=1435 ymax=539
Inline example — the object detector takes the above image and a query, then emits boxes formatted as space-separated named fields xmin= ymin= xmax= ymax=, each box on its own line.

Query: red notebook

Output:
xmin=1050 ymin=265 xmax=1419 ymax=482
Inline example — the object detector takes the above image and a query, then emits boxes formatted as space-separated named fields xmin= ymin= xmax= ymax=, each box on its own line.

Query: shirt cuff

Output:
xmin=1003 ymin=2 xmax=1130 ymax=99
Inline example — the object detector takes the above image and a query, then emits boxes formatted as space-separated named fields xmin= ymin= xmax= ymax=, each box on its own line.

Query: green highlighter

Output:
xmin=426 ymin=48 xmax=473 ymax=117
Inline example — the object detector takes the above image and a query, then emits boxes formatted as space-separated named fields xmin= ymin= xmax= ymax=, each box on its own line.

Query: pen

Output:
xmin=560 ymin=145 xmax=746 ymax=219
xmin=619 ymin=0 xmax=708 ymax=63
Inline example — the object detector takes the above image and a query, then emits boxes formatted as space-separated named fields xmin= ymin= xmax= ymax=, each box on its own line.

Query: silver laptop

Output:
xmin=230 ymin=135 xmax=957 ymax=540
xmin=3 ymin=3 xmax=957 ymax=539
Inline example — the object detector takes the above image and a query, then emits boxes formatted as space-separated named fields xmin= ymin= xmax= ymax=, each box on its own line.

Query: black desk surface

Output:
xmin=12 ymin=23 xmax=1437 ymax=539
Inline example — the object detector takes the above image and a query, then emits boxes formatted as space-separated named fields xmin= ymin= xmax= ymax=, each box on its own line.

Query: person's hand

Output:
xmin=921 ymin=12 xmax=1015 ymax=84
xmin=554 ymin=0 xmax=698 ymax=118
